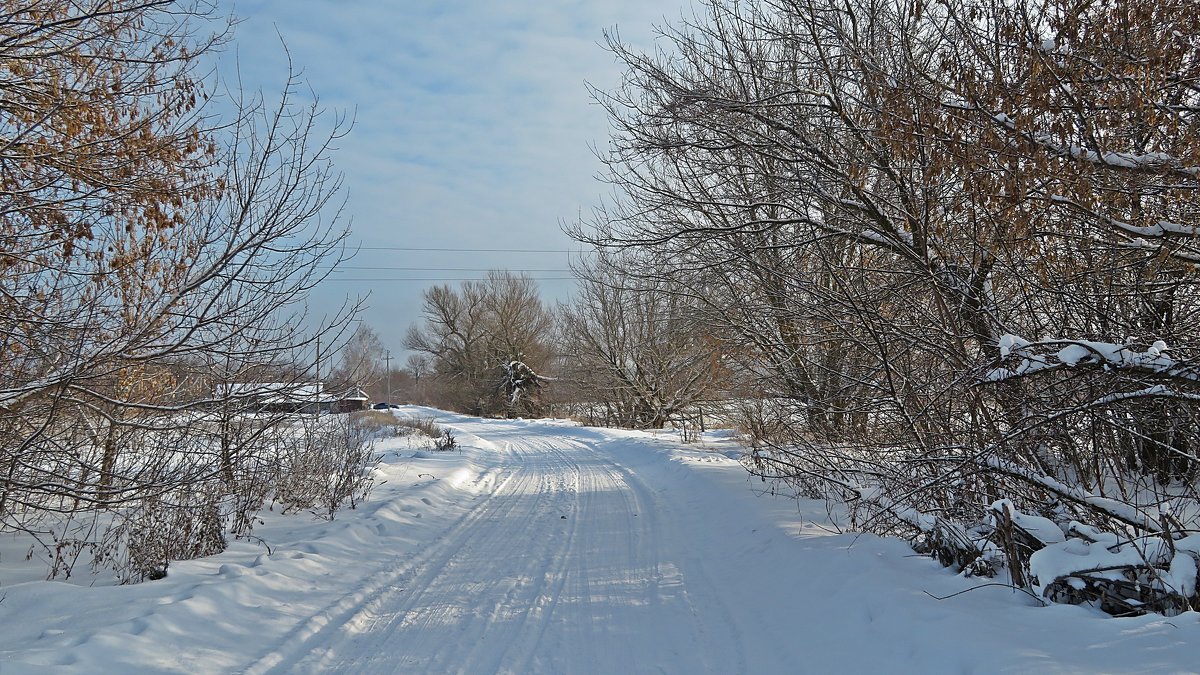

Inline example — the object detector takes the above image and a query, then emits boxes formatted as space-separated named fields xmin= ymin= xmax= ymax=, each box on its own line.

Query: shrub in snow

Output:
xmin=434 ymin=428 xmax=458 ymax=452
xmin=106 ymin=489 xmax=226 ymax=584
xmin=887 ymin=495 xmax=1200 ymax=616
xmin=1030 ymin=525 xmax=1200 ymax=616
xmin=499 ymin=360 xmax=544 ymax=417
xmin=274 ymin=415 xmax=381 ymax=520
xmin=387 ymin=414 xmax=442 ymax=440
xmin=16 ymin=411 xmax=384 ymax=583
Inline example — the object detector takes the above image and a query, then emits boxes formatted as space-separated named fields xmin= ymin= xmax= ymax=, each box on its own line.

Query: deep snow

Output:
xmin=1 ymin=407 xmax=1198 ymax=673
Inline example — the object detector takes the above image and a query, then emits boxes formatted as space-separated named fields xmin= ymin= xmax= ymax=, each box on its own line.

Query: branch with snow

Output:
xmin=983 ymin=335 xmax=1200 ymax=385
xmin=988 ymin=112 xmax=1200 ymax=180
xmin=983 ymin=457 xmax=1156 ymax=531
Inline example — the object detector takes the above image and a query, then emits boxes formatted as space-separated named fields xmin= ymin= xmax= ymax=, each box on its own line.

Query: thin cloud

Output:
xmin=220 ymin=0 xmax=689 ymax=353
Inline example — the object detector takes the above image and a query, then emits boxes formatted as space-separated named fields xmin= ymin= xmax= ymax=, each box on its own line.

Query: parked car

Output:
xmin=371 ymin=402 xmax=401 ymax=410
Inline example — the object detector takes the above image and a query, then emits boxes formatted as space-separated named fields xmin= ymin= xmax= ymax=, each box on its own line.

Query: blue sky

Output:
xmin=218 ymin=1 xmax=689 ymax=359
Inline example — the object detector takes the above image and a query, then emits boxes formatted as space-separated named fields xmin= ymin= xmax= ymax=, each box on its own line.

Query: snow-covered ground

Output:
xmin=1 ymin=407 xmax=1198 ymax=674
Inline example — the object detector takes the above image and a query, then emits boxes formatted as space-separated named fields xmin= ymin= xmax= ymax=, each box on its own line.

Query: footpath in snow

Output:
xmin=1 ymin=407 xmax=1198 ymax=674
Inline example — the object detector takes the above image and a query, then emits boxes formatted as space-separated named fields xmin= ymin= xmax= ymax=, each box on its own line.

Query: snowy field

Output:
xmin=1 ymin=407 xmax=1198 ymax=674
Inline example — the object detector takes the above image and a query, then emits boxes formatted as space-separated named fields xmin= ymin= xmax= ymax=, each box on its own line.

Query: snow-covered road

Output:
xmin=249 ymin=426 xmax=750 ymax=674
xmin=3 ymin=410 xmax=1200 ymax=674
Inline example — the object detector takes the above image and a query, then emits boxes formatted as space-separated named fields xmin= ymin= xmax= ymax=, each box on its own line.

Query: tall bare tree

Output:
xmin=330 ymin=323 xmax=386 ymax=391
xmin=405 ymin=271 xmax=554 ymax=416
xmin=579 ymin=0 xmax=1200 ymax=601
xmin=560 ymin=253 xmax=722 ymax=429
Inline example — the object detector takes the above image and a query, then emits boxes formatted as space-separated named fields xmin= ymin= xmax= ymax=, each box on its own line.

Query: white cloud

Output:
xmin=219 ymin=0 xmax=690 ymax=354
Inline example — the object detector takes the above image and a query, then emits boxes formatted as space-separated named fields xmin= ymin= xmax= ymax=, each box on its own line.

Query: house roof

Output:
xmin=337 ymin=387 xmax=369 ymax=401
xmin=216 ymin=382 xmax=369 ymax=404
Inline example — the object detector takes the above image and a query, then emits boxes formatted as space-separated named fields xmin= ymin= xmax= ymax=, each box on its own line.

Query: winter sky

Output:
xmin=219 ymin=1 xmax=690 ymax=360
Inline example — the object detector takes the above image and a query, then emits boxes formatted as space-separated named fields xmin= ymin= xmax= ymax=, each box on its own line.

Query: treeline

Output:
xmin=0 ymin=2 xmax=374 ymax=582
xmin=560 ymin=0 xmax=1200 ymax=613
xmin=403 ymin=266 xmax=726 ymax=427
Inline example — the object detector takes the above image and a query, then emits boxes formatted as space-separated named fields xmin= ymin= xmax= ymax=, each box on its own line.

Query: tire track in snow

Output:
xmin=278 ymin=436 xmax=584 ymax=674
xmin=242 ymin=459 xmax=520 ymax=675
xmin=496 ymin=439 xmax=590 ymax=673
xmin=249 ymin=420 xmax=751 ymax=674
xmin=436 ymin=438 xmax=585 ymax=674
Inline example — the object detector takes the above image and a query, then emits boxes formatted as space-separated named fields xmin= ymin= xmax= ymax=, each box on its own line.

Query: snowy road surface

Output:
xmin=247 ymin=428 xmax=753 ymax=674
xmin=2 ymin=409 xmax=1199 ymax=673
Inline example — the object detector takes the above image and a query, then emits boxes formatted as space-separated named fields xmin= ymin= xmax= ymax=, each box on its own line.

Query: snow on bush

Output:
xmin=500 ymin=359 xmax=544 ymax=416
xmin=10 ymin=412 xmax=382 ymax=584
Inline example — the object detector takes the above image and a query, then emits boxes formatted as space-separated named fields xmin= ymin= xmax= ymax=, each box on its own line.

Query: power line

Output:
xmin=352 ymin=246 xmax=585 ymax=253
xmin=326 ymin=277 xmax=577 ymax=282
xmin=328 ymin=266 xmax=573 ymax=272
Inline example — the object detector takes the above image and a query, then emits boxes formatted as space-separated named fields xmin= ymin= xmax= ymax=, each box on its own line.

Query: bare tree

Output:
xmin=560 ymin=253 xmax=722 ymax=429
xmin=0 ymin=1 xmax=366 ymax=581
xmin=330 ymin=323 xmax=386 ymax=391
xmin=398 ymin=353 xmax=433 ymax=404
xmin=580 ymin=0 xmax=1200 ymax=609
xmin=405 ymin=271 xmax=554 ymax=416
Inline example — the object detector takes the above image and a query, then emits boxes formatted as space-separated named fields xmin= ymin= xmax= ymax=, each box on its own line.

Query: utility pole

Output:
xmin=384 ymin=350 xmax=392 ymax=405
